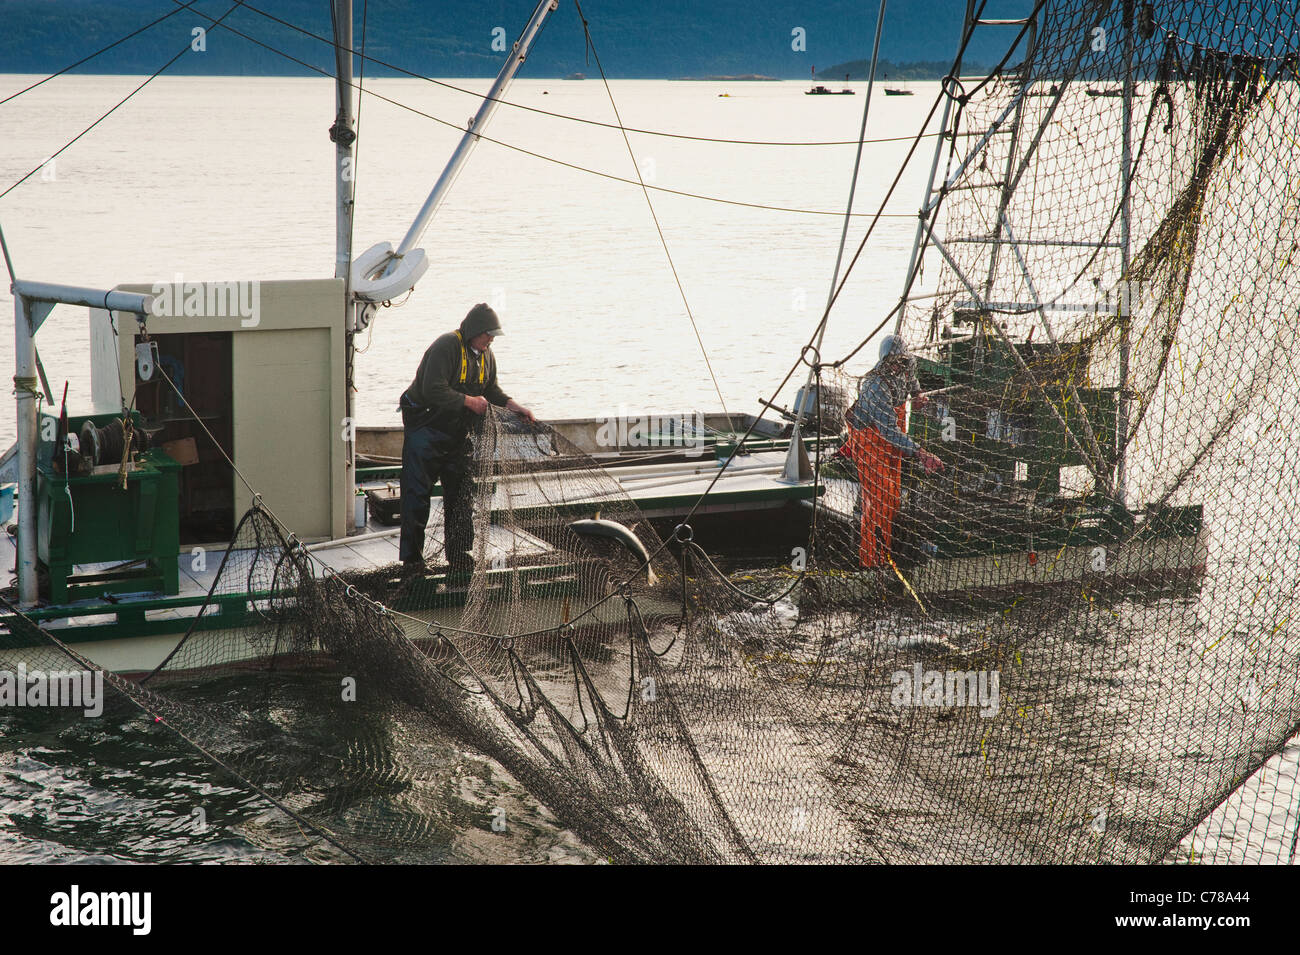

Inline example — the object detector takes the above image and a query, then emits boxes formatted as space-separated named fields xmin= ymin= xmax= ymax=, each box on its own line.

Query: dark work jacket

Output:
xmin=400 ymin=331 xmax=511 ymax=439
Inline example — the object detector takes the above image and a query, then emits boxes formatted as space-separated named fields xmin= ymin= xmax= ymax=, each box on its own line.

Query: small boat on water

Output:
xmin=882 ymin=73 xmax=913 ymax=95
xmin=0 ymin=1 xmax=1222 ymax=678
xmin=807 ymin=69 xmax=854 ymax=95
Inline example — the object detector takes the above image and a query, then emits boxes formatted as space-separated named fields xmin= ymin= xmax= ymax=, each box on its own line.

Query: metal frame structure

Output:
xmin=890 ymin=0 xmax=1134 ymax=502
xmin=12 ymin=282 xmax=154 ymax=607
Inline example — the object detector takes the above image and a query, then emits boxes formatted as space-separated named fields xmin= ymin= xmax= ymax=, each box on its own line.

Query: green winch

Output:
xmin=34 ymin=410 xmax=180 ymax=604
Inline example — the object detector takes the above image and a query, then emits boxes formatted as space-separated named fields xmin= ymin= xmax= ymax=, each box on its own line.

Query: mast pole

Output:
xmin=390 ymin=0 xmax=558 ymax=266
xmin=332 ymin=0 xmax=358 ymax=529
xmin=893 ymin=0 xmax=976 ymax=337
xmin=1116 ymin=0 xmax=1134 ymax=507
xmin=782 ymin=0 xmax=888 ymax=482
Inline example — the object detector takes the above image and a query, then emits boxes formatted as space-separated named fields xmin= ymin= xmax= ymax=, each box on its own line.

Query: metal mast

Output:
xmin=331 ymin=0 xmax=358 ymax=529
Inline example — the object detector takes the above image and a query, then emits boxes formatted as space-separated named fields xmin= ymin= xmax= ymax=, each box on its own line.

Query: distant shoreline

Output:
xmin=673 ymin=75 xmax=782 ymax=82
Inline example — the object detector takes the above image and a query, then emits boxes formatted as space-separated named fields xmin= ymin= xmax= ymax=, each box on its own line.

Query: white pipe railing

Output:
xmin=12 ymin=280 xmax=153 ymax=606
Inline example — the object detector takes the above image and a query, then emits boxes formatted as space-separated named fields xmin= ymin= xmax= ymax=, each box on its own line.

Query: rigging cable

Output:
xmin=634 ymin=0 xmax=1014 ymax=545
xmin=145 ymin=0 xmax=915 ymax=221
xmin=0 ymin=0 xmax=252 ymax=202
xmin=232 ymin=0 xmax=943 ymax=149
xmin=791 ymin=0 xmax=891 ymax=444
xmin=574 ymin=0 xmax=735 ymax=434
xmin=825 ymin=0 xmax=1050 ymax=369
xmin=0 ymin=4 xmax=190 ymax=107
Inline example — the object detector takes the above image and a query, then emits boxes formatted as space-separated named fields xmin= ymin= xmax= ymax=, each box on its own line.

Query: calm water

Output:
xmin=0 ymin=74 xmax=936 ymax=446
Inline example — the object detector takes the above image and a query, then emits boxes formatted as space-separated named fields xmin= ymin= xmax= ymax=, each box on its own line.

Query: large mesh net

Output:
xmin=4 ymin=0 xmax=1300 ymax=864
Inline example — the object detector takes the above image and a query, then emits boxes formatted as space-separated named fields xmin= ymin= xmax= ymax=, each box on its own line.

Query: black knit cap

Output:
xmin=460 ymin=302 xmax=504 ymax=338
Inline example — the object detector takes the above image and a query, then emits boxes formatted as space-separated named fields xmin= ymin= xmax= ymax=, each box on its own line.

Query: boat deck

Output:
xmin=2 ymin=449 xmax=815 ymax=643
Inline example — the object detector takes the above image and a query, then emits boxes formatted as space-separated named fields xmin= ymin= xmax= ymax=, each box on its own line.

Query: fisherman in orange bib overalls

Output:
xmin=844 ymin=335 xmax=944 ymax=567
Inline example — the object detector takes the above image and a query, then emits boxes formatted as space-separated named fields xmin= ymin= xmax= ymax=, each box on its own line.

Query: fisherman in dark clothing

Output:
xmin=399 ymin=303 xmax=534 ymax=573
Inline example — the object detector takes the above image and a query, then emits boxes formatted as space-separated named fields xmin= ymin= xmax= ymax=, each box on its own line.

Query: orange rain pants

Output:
xmin=844 ymin=407 xmax=906 ymax=568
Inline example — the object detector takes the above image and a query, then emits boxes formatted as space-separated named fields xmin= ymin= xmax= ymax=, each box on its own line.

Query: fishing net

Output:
xmin=4 ymin=0 xmax=1300 ymax=863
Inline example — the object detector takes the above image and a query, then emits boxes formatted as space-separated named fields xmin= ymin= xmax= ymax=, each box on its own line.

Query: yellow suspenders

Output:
xmin=454 ymin=330 xmax=487 ymax=386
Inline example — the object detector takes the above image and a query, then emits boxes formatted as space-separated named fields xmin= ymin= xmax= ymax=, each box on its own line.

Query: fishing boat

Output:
xmin=882 ymin=73 xmax=913 ymax=95
xmin=806 ymin=69 xmax=855 ymax=95
xmin=0 ymin=0 xmax=829 ymax=676
xmin=0 ymin=0 xmax=1208 ymax=674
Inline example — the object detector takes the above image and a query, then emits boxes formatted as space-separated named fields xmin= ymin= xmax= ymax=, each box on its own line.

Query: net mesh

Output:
xmin=4 ymin=0 xmax=1300 ymax=864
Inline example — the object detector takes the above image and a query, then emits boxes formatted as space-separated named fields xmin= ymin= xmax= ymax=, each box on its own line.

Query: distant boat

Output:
xmin=883 ymin=73 xmax=913 ymax=96
xmin=563 ymin=72 xmax=585 ymax=80
xmin=807 ymin=69 xmax=855 ymax=95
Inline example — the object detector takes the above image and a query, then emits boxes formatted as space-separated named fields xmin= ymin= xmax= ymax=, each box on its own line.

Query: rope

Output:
xmin=574 ymin=0 xmax=735 ymax=435
xmin=600 ymin=0 xmax=1011 ymax=593
xmin=0 ymin=5 xmax=190 ymax=107
xmin=151 ymin=1 xmax=915 ymax=221
xmin=151 ymin=357 xmax=289 ymax=533
xmin=0 ymin=593 xmax=371 ymax=864
xmin=231 ymin=0 xmax=942 ymax=150
xmin=0 ymin=0 xmax=250 ymax=202
xmin=828 ymin=0 xmax=1047 ymax=369
xmin=826 ymin=0 xmax=889 ymax=304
